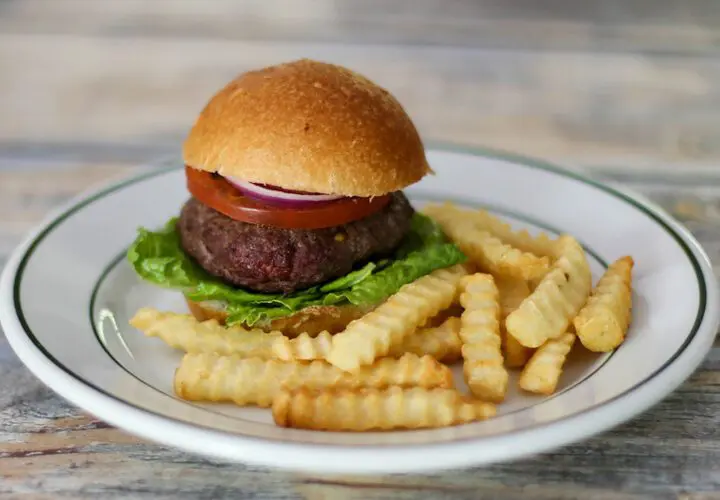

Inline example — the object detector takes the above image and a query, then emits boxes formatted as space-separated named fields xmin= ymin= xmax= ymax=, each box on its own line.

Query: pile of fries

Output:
xmin=130 ymin=202 xmax=633 ymax=432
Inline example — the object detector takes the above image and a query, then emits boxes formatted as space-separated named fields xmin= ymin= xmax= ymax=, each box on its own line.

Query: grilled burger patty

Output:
xmin=177 ymin=192 xmax=414 ymax=293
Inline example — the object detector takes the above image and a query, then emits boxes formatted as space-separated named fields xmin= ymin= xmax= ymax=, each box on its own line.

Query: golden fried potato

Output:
xmin=495 ymin=277 xmax=531 ymax=317
xmin=505 ymin=236 xmax=592 ymax=348
xmin=129 ymin=308 xmax=279 ymax=357
xmin=426 ymin=303 xmax=465 ymax=327
xmin=423 ymin=206 xmax=550 ymax=281
xmin=174 ymin=352 xmax=453 ymax=407
xmin=574 ymin=256 xmax=634 ymax=352
xmin=272 ymin=386 xmax=496 ymax=431
xmin=327 ymin=264 xmax=468 ymax=372
xmin=519 ymin=332 xmax=576 ymax=395
xmin=458 ymin=274 xmax=508 ymax=402
xmin=273 ymin=317 xmax=462 ymax=364
xmin=503 ymin=331 xmax=533 ymax=369
xmin=272 ymin=331 xmax=333 ymax=362
xmin=398 ymin=317 xmax=463 ymax=364
xmin=495 ymin=277 xmax=534 ymax=368
xmin=424 ymin=202 xmax=558 ymax=257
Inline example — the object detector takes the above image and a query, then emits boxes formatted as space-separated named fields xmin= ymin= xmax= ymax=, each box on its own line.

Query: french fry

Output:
xmin=426 ymin=303 xmax=464 ymax=327
xmin=495 ymin=277 xmax=534 ymax=368
xmin=496 ymin=277 xmax=531 ymax=317
xmin=273 ymin=317 xmax=462 ymax=364
xmin=174 ymin=352 xmax=453 ymax=407
xmin=505 ymin=236 xmax=592 ymax=348
xmin=519 ymin=332 xmax=576 ymax=395
xmin=398 ymin=317 xmax=463 ymax=364
xmin=130 ymin=308 xmax=279 ymax=357
xmin=425 ymin=203 xmax=553 ymax=281
xmin=272 ymin=386 xmax=496 ymax=431
xmin=423 ymin=209 xmax=550 ymax=281
xmin=327 ymin=265 xmax=468 ymax=372
xmin=458 ymin=274 xmax=508 ymax=402
xmin=272 ymin=331 xmax=333 ymax=361
xmin=424 ymin=202 xmax=558 ymax=257
xmin=574 ymin=256 xmax=634 ymax=352
xmin=503 ymin=333 xmax=533 ymax=369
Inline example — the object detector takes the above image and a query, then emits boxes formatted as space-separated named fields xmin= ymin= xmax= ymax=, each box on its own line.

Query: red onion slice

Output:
xmin=225 ymin=176 xmax=344 ymax=207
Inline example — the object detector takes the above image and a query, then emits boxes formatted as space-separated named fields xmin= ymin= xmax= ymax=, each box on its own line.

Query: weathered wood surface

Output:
xmin=2 ymin=2 xmax=720 ymax=496
xmin=0 ymin=162 xmax=719 ymax=499
xmin=3 ymin=0 xmax=720 ymax=52
xmin=2 ymin=0 xmax=720 ymax=172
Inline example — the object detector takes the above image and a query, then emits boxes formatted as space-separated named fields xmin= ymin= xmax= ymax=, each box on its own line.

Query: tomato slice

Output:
xmin=185 ymin=166 xmax=391 ymax=229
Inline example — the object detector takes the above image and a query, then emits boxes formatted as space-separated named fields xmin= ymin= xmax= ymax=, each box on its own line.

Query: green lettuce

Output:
xmin=127 ymin=213 xmax=465 ymax=326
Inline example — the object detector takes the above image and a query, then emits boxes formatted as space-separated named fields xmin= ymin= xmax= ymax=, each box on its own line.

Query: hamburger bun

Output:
xmin=185 ymin=298 xmax=374 ymax=338
xmin=183 ymin=59 xmax=431 ymax=197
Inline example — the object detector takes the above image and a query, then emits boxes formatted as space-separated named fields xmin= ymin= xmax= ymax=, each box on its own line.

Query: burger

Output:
xmin=127 ymin=59 xmax=465 ymax=337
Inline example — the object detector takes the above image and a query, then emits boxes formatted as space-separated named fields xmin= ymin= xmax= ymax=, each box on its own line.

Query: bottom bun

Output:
xmin=185 ymin=298 xmax=374 ymax=338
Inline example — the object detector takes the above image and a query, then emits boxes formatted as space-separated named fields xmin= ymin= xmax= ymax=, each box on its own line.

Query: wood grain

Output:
xmin=2 ymin=0 xmax=719 ymax=53
xmin=3 ymin=34 xmax=720 ymax=172
xmin=2 ymin=0 xmax=720 ymax=172
xmin=1 ymin=2 xmax=720 ymax=495
xmin=0 ymin=163 xmax=718 ymax=498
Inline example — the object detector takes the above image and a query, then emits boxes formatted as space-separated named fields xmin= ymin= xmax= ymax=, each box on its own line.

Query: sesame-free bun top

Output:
xmin=182 ymin=59 xmax=431 ymax=197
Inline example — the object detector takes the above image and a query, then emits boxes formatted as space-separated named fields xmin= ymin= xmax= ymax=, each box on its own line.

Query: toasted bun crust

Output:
xmin=185 ymin=298 xmax=373 ymax=338
xmin=182 ymin=59 xmax=431 ymax=196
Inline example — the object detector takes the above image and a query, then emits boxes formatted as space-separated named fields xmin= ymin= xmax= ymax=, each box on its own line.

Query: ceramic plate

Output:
xmin=2 ymin=146 xmax=717 ymax=474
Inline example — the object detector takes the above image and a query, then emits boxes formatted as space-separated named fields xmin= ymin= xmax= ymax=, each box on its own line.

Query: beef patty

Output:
xmin=177 ymin=192 xmax=414 ymax=293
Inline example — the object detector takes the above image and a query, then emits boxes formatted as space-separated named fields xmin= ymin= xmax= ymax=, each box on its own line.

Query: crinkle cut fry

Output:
xmin=425 ymin=201 xmax=557 ymax=260
xmin=327 ymin=264 xmax=468 ymax=372
xmin=495 ymin=277 xmax=534 ymax=368
xmin=130 ymin=307 xmax=279 ymax=357
xmin=272 ymin=331 xmax=333 ymax=361
xmin=503 ymin=332 xmax=532 ymax=369
xmin=272 ymin=386 xmax=496 ymax=431
xmin=397 ymin=317 xmax=463 ymax=364
xmin=273 ymin=317 xmax=462 ymax=363
xmin=173 ymin=352 xmax=453 ymax=407
xmin=519 ymin=332 xmax=576 ymax=395
xmin=505 ymin=235 xmax=592 ymax=348
xmin=496 ymin=277 xmax=531 ymax=317
xmin=574 ymin=256 xmax=634 ymax=352
xmin=424 ymin=202 xmax=558 ymax=257
xmin=458 ymin=273 xmax=509 ymax=402
xmin=423 ymin=211 xmax=549 ymax=280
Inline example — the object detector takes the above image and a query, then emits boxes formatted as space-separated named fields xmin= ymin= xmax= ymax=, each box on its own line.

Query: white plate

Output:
xmin=1 ymin=146 xmax=717 ymax=474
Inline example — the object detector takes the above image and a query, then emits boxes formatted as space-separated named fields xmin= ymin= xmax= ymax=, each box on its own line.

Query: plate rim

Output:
xmin=2 ymin=143 xmax=717 ymax=474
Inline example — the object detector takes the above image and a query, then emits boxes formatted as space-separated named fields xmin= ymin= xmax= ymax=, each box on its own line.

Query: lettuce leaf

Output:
xmin=322 ymin=243 xmax=464 ymax=305
xmin=127 ymin=213 xmax=465 ymax=326
xmin=126 ymin=219 xmax=208 ymax=288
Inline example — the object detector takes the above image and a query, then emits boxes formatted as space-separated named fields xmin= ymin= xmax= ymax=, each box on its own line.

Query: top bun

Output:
xmin=182 ymin=59 xmax=431 ymax=197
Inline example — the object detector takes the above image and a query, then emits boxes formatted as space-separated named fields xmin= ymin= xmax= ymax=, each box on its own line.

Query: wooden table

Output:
xmin=0 ymin=160 xmax=718 ymax=499
xmin=2 ymin=1 xmax=720 ymax=497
